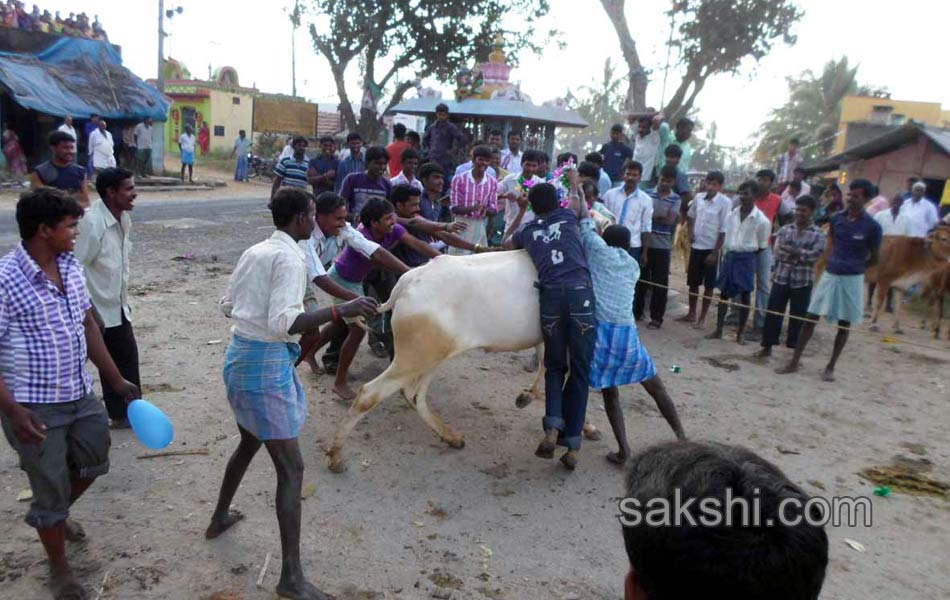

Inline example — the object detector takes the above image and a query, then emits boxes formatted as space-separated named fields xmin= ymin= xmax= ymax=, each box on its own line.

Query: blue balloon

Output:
xmin=127 ymin=399 xmax=174 ymax=450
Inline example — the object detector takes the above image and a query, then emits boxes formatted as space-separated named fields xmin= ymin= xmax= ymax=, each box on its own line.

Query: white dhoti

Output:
xmin=448 ymin=216 xmax=488 ymax=255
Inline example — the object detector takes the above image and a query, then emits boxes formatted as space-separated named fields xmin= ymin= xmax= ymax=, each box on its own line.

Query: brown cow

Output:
xmin=867 ymin=225 xmax=950 ymax=333
xmin=921 ymin=262 xmax=950 ymax=339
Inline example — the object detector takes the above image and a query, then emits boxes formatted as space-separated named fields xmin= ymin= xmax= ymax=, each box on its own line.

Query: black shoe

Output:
xmin=110 ymin=417 xmax=131 ymax=430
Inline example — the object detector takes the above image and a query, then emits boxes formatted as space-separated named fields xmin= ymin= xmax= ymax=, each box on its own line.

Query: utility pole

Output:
xmin=291 ymin=0 xmax=299 ymax=98
xmin=157 ymin=0 xmax=166 ymax=93
xmin=153 ymin=0 xmax=166 ymax=177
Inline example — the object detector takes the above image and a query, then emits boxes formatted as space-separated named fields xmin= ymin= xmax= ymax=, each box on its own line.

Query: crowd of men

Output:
xmin=1 ymin=2 xmax=107 ymax=40
xmin=5 ymin=104 xmax=947 ymax=598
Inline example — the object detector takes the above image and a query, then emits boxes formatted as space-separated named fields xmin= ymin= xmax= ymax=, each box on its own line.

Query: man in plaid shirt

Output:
xmin=0 ymin=188 xmax=138 ymax=599
xmin=449 ymin=144 xmax=498 ymax=255
xmin=756 ymin=195 xmax=826 ymax=358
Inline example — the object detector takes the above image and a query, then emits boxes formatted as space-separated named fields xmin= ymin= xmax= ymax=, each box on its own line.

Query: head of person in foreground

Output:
xmin=620 ymin=441 xmax=828 ymax=600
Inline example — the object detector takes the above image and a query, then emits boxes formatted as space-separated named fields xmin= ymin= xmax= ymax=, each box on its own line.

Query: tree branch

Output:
xmin=599 ymin=0 xmax=647 ymax=112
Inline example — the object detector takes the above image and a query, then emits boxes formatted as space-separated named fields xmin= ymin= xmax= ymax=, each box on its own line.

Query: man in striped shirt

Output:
xmin=448 ymin=145 xmax=498 ymax=255
xmin=0 ymin=188 xmax=138 ymax=599
xmin=271 ymin=136 xmax=311 ymax=199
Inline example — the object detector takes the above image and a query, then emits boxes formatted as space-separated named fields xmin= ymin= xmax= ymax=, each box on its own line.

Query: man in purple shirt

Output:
xmin=778 ymin=179 xmax=883 ymax=381
xmin=508 ymin=181 xmax=595 ymax=470
xmin=422 ymin=103 xmax=465 ymax=177
xmin=0 ymin=188 xmax=138 ymax=599
xmin=338 ymin=146 xmax=392 ymax=221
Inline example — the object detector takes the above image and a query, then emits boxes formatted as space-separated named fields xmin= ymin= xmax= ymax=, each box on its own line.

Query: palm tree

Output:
xmin=757 ymin=57 xmax=867 ymax=164
xmin=558 ymin=58 xmax=627 ymax=154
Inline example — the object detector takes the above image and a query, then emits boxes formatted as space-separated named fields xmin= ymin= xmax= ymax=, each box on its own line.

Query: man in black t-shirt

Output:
xmin=30 ymin=131 xmax=90 ymax=209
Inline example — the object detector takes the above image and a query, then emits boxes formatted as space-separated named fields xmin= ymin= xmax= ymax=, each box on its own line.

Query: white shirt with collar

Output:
xmin=57 ymin=123 xmax=77 ymax=141
xmin=74 ymin=199 xmax=131 ymax=328
xmin=500 ymin=149 xmax=523 ymax=175
xmin=279 ymin=144 xmax=294 ymax=161
xmin=874 ymin=209 xmax=913 ymax=236
xmin=499 ymin=173 xmax=544 ymax=230
xmin=602 ymin=185 xmax=653 ymax=248
xmin=780 ymin=180 xmax=810 ymax=214
xmin=221 ymin=231 xmax=310 ymax=343
xmin=390 ymin=171 xmax=423 ymax=192
xmin=688 ymin=191 xmax=732 ymax=250
xmin=632 ymin=130 xmax=660 ymax=181
xmin=723 ymin=205 xmax=771 ymax=252
xmin=88 ymin=129 xmax=116 ymax=169
xmin=901 ymin=197 xmax=939 ymax=238
xmin=299 ymin=222 xmax=380 ymax=281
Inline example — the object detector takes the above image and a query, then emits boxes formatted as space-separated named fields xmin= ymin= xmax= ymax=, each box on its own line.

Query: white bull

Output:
xmin=327 ymin=250 xmax=564 ymax=473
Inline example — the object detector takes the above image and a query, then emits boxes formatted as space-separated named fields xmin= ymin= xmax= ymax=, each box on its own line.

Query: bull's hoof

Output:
xmin=445 ymin=437 xmax=466 ymax=449
xmin=515 ymin=392 xmax=535 ymax=409
xmin=868 ymin=324 xmax=880 ymax=332
xmin=894 ymin=328 xmax=904 ymax=335
xmin=326 ymin=449 xmax=347 ymax=474
xmin=583 ymin=427 xmax=603 ymax=442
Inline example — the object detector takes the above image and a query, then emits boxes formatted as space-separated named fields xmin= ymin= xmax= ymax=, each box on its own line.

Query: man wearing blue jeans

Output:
xmin=509 ymin=181 xmax=595 ymax=470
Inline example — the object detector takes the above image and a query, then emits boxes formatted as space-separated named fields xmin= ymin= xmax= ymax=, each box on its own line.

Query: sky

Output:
xmin=46 ymin=0 xmax=950 ymax=155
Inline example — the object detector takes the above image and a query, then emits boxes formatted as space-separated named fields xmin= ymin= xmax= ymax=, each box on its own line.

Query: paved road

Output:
xmin=0 ymin=194 xmax=268 ymax=251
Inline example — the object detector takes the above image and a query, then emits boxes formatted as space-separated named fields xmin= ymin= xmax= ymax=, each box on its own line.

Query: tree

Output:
xmin=756 ymin=57 xmax=885 ymax=163
xmin=557 ymin=58 xmax=627 ymax=155
xmin=602 ymin=0 xmax=802 ymax=120
xmin=298 ymin=1 xmax=553 ymax=142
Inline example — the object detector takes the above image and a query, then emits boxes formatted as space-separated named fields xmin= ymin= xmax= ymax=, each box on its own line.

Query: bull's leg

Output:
xmin=892 ymin=288 xmax=905 ymax=334
xmin=515 ymin=346 xmax=545 ymax=408
xmin=326 ymin=369 xmax=407 ymax=474
xmin=868 ymin=281 xmax=888 ymax=331
xmin=936 ymin=294 xmax=945 ymax=340
xmin=411 ymin=372 xmax=466 ymax=449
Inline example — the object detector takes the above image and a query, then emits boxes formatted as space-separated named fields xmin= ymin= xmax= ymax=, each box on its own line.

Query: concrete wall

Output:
xmin=208 ymin=90 xmax=254 ymax=152
xmin=843 ymin=137 xmax=950 ymax=196
xmin=835 ymin=96 xmax=945 ymax=153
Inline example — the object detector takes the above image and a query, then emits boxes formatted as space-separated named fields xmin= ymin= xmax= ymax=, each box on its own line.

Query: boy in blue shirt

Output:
xmin=508 ymin=181 xmax=595 ymax=470
xmin=778 ymin=179 xmax=882 ymax=381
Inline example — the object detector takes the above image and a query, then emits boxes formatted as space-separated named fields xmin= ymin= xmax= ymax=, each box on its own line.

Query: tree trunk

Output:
xmin=330 ymin=64 xmax=359 ymax=135
xmin=600 ymin=0 xmax=647 ymax=113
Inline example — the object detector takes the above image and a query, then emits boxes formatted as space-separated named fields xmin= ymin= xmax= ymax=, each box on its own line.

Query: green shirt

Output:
xmin=656 ymin=121 xmax=693 ymax=174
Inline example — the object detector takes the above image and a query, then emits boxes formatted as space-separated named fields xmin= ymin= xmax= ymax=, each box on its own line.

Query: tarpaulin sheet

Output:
xmin=0 ymin=37 xmax=170 ymax=121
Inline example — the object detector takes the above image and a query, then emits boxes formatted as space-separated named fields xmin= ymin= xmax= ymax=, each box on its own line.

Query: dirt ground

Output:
xmin=0 ymin=186 xmax=948 ymax=600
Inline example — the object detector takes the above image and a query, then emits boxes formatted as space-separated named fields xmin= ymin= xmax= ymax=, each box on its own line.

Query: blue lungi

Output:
xmin=716 ymin=251 xmax=757 ymax=297
xmin=181 ymin=149 xmax=195 ymax=166
xmin=588 ymin=321 xmax=657 ymax=390
xmin=223 ymin=334 xmax=307 ymax=440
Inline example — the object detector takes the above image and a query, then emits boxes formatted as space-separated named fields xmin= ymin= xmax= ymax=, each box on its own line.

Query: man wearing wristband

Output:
xmin=209 ymin=187 xmax=376 ymax=600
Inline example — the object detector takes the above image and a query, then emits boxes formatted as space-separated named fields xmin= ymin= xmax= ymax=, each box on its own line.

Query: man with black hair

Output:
xmin=631 ymin=113 xmax=660 ymax=185
xmin=307 ymin=135 xmax=340 ymax=196
xmin=271 ymin=136 xmax=311 ymax=199
xmin=707 ymin=181 xmax=771 ymax=344
xmin=776 ymin=137 xmax=804 ymax=184
xmin=339 ymin=145 xmax=392 ymax=220
xmin=334 ymin=132 xmax=366 ymax=193
xmin=500 ymin=130 xmax=523 ymax=175
xmin=507 ymin=180 xmax=595 ymax=470
xmin=229 ymin=129 xmax=252 ymax=182
xmin=659 ymin=144 xmax=692 ymax=199
xmin=418 ymin=162 xmax=453 ymax=223
xmin=656 ymin=114 xmax=693 ymax=173
xmin=756 ymin=195 xmax=825 ymax=358
xmin=390 ymin=147 xmax=423 ymax=191
xmin=750 ymin=168 xmax=791 ymax=335
xmin=422 ymin=103 xmax=465 ymax=175
xmin=635 ymin=165 xmax=681 ymax=328
xmin=584 ymin=151 xmax=613 ymax=195
xmin=31 ymin=130 xmax=90 ymax=209
xmin=781 ymin=166 xmax=811 ymax=214
xmin=487 ymin=129 xmax=503 ymax=151
xmin=499 ymin=150 xmax=545 ymax=240
xmin=406 ymin=130 xmax=421 ymax=151
xmin=454 ymin=145 xmax=498 ymax=179
xmin=449 ymin=145 xmax=498 ymax=255
xmin=1 ymin=188 xmax=139 ymax=600
xmin=387 ymin=122 xmax=412 ymax=177
xmin=556 ymin=152 xmax=578 ymax=167
xmin=680 ymin=171 xmax=730 ymax=327
xmin=132 ymin=117 xmax=153 ymax=178
xmin=602 ymin=160 xmax=652 ymax=263
xmin=620 ymin=441 xmax=828 ymax=599
xmin=75 ymin=168 xmax=141 ymax=429
xmin=210 ymin=188 xmax=377 ymax=600
xmin=778 ymin=179 xmax=882 ymax=381
xmin=599 ymin=123 xmax=633 ymax=185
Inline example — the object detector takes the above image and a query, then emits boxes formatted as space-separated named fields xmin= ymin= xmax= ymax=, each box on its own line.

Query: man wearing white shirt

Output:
xmin=210 ymin=187 xmax=376 ymax=600
xmin=389 ymin=147 xmax=423 ymax=192
xmin=680 ymin=171 xmax=733 ymax=326
xmin=874 ymin=194 xmax=913 ymax=236
xmin=278 ymin=137 xmax=294 ymax=162
xmin=178 ymin=125 xmax=197 ymax=183
xmin=631 ymin=114 xmax=660 ymax=184
xmin=602 ymin=159 xmax=652 ymax=262
xmin=780 ymin=168 xmax=811 ymax=215
xmin=499 ymin=149 xmax=545 ymax=239
xmin=707 ymin=181 xmax=771 ymax=344
xmin=500 ymin=130 xmax=523 ymax=176
xmin=297 ymin=191 xmax=408 ymax=373
xmin=901 ymin=182 xmax=939 ymax=238
xmin=132 ymin=118 xmax=153 ymax=177
xmin=57 ymin=115 xmax=77 ymax=144
xmin=88 ymin=120 xmax=116 ymax=172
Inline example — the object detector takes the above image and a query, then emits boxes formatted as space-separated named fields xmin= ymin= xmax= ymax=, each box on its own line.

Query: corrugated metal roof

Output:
xmin=386 ymin=97 xmax=588 ymax=128
xmin=804 ymin=122 xmax=950 ymax=174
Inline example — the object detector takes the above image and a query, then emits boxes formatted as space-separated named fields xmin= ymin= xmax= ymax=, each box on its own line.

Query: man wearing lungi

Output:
xmin=576 ymin=197 xmax=686 ymax=466
xmin=207 ymin=188 xmax=377 ymax=600
xmin=707 ymin=181 xmax=771 ymax=344
xmin=778 ymin=179 xmax=883 ymax=381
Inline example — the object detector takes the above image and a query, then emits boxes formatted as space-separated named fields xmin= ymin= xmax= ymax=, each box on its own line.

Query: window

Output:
xmin=214 ymin=125 xmax=225 ymax=137
xmin=232 ymin=96 xmax=241 ymax=105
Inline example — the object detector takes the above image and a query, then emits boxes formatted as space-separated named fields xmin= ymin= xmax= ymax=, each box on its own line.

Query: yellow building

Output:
xmin=834 ymin=95 xmax=950 ymax=153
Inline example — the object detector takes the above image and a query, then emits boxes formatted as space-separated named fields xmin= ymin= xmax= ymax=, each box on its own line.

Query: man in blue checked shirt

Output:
xmin=0 ymin=188 xmax=139 ymax=600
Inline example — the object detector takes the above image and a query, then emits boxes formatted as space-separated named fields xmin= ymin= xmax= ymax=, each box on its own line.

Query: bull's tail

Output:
xmin=376 ymin=269 xmax=415 ymax=313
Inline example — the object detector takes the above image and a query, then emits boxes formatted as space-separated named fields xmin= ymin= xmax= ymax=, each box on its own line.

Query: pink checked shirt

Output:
xmin=450 ymin=169 xmax=498 ymax=219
